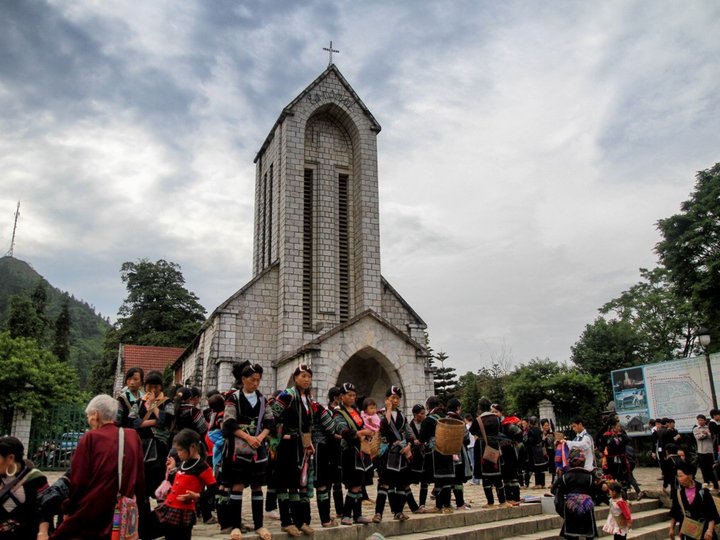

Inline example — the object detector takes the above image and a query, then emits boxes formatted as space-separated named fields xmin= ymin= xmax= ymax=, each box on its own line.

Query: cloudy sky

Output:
xmin=2 ymin=1 xmax=719 ymax=375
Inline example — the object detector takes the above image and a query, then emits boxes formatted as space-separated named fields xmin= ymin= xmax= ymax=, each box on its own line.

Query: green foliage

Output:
xmin=91 ymin=326 xmax=120 ymax=394
xmin=116 ymin=259 xmax=206 ymax=347
xmin=0 ymin=256 xmax=111 ymax=392
xmin=91 ymin=259 xmax=205 ymax=394
xmin=457 ymin=363 xmax=508 ymax=414
xmin=7 ymin=294 xmax=45 ymax=340
xmin=432 ymin=351 xmax=458 ymax=401
xmin=0 ymin=331 xmax=77 ymax=414
xmin=600 ymin=267 xmax=699 ymax=360
xmin=504 ymin=358 xmax=607 ymax=432
xmin=656 ymin=163 xmax=720 ymax=353
xmin=52 ymin=299 xmax=71 ymax=363
xmin=571 ymin=317 xmax=645 ymax=389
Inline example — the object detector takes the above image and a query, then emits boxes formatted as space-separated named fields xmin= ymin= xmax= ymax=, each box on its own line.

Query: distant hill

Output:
xmin=0 ymin=256 xmax=112 ymax=390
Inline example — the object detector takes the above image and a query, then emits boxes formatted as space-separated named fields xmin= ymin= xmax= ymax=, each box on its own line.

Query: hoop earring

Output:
xmin=6 ymin=463 xmax=17 ymax=477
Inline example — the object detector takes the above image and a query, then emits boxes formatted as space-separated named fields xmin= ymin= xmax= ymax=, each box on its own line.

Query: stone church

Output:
xmin=174 ymin=64 xmax=434 ymax=407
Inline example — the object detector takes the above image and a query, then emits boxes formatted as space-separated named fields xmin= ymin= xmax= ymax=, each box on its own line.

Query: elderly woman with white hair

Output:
xmin=51 ymin=394 xmax=145 ymax=540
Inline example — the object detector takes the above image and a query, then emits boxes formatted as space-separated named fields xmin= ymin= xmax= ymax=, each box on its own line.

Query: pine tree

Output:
xmin=52 ymin=299 xmax=71 ymax=362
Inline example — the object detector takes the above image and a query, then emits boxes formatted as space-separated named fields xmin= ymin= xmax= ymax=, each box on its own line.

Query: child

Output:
xmin=602 ymin=481 xmax=631 ymax=540
xmin=361 ymin=398 xmax=381 ymax=433
xmin=148 ymin=428 xmax=218 ymax=540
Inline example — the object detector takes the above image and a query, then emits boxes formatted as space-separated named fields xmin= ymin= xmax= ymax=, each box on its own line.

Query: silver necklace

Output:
xmin=180 ymin=457 xmax=201 ymax=471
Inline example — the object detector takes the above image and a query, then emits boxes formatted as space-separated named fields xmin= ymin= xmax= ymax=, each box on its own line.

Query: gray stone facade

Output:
xmin=174 ymin=65 xmax=434 ymax=409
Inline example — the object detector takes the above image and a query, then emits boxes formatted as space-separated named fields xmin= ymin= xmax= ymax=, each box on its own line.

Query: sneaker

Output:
xmin=340 ymin=517 xmax=353 ymax=526
xmin=355 ymin=516 xmax=372 ymax=524
xmin=282 ymin=525 xmax=303 ymax=537
xmin=266 ymin=510 xmax=281 ymax=520
xmin=372 ymin=513 xmax=382 ymax=523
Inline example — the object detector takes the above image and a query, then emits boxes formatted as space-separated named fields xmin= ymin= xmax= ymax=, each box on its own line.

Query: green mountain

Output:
xmin=0 ymin=256 xmax=112 ymax=390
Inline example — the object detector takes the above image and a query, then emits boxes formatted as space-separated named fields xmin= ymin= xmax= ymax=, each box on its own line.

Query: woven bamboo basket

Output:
xmin=435 ymin=417 xmax=465 ymax=455
xmin=361 ymin=431 xmax=381 ymax=457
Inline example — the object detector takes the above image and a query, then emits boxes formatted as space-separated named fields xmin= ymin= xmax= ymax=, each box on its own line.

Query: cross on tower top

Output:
xmin=323 ymin=41 xmax=339 ymax=66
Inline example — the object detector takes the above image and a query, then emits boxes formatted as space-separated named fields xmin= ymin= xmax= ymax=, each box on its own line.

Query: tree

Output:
xmin=504 ymin=358 xmax=606 ymax=433
xmin=91 ymin=326 xmax=120 ymax=394
xmin=6 ymin=294 xmax=44 ymax=341
xmin=600 ymin=267 xmax=700 ymax=360
xmin=0 ymin=331 xmax=77 ymax=414
xmin=116 ymin=259 xmax=206 ymax=346
xmin=52 ymin=299 xmax=71 ymax=362
xmin=570 ymin=317 xmax=645 ymax=389
xmin=30 ymin=282 xmax=48 ymax=328
xmin=433 ymin=351 xmax=458 ymax=401
xmin=457 ymin=362 xmax=509 ymax=415
xmin=656 ymin=163 xmax=720 ymax=352
xmin=91 ymin=259 xmax=205 ymax=394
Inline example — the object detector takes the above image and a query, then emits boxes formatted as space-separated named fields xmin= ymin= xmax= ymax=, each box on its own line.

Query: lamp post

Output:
xmin=697 ymin=327 xmax=717 ymax=409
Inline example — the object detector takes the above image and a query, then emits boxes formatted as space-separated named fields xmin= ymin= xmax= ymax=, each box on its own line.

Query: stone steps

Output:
xmin=379 ymin=500 xmax=663 ymax=540
xmin=505 ymin=506 xmax=669 ymax=540
xmin=192 ymin=500 xmax=664 ymax=540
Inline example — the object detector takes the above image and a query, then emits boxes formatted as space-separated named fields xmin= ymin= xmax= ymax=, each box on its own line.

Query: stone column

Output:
xmin=538 ymin=399 xmax=556 ymax=428
xmin=11 ymin=409 xmax=32 ymax=452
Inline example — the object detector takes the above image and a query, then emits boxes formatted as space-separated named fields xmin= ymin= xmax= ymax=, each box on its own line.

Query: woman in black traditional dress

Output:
xmin=334 ymin=383 xmax=374 ymax=525
xmin=129 ymin=370 xmax=175 ymax=499
xmin=373 ymin=386 xmax=415 ymax=522
xmin=499 ymin=411 xmax=523 ymax=505
xmin=309 ymin=390 xmax=340 ymax=527
xmin=0 ymin=437 xmax=51 ymax=540
xmin=553 ymin=449 xmax=599 ymax=540
xmin=173 ymin=387 xmax=208 ymax=440
xmin=541 ymin=419 xmax=557 ymax=484
xmin=419 ymin=395 xmax=455 ymax=513
xmin=446 ymin=398 xmax=472 ymax=510
xmin=117 ymin=367 xmax=144 ymax=427
xmin=222 ymin=361 xmax=274 ymax=540
xmin=271 ymin=365 xmax=315 ymax=537
xmin=527 ymin=416 xmax=549 ymax=488
xmin=408 ymin=404 xmax=430 ymax=511
xmin=601 ymin=421 xmax=630 ymax=493
xmin=669 ymin=461 xmax=719 ymax=540
xmin=470 ymin=398 xmax=508 ymax=508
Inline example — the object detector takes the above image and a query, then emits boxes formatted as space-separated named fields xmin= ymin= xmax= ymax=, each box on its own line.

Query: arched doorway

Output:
xmin=335 ymin=347 xmax=401 ymax=404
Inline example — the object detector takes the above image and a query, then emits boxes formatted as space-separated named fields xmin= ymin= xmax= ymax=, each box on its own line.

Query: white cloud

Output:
xmin=1 ymin=0 xmax=718 ymax=378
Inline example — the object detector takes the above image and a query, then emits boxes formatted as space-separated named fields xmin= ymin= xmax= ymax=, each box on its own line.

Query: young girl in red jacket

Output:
xmin=147 ymin=428 xmax=217 ymax=540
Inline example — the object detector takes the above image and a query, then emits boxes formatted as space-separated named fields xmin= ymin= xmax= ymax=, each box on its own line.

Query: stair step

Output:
xmin=193 ymin=500 xmax=663 ymax=540
xmin=382 ymin=500 xmax=664 ymax=540
xmin=507 ymin=519 xmax=670 ymax=540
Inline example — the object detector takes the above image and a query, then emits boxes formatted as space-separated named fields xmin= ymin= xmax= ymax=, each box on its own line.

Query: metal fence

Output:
xmin=28 ymin=404 xmax=88 ymax=471
xmin=0 ymin=409 xmax=12 ymax=437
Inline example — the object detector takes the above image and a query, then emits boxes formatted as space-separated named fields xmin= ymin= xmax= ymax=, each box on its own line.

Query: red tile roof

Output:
xmin=122 ymin=344 xmax=185 ymax=374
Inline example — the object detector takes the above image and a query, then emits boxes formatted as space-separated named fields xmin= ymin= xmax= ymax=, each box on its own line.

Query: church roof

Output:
xmin=272 ymin=308 xmax=428 ymax=368
xmin=171 ymin=261 xmax=280 ymax=369
xmin=381 ymin=276 xmax=427 ymax=327
xmin=254 ymin=64 xmax=382 ymax=163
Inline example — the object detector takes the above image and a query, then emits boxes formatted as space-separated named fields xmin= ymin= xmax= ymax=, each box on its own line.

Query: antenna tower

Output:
xmin=6 ymin=201 xmax=20 ymax=258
